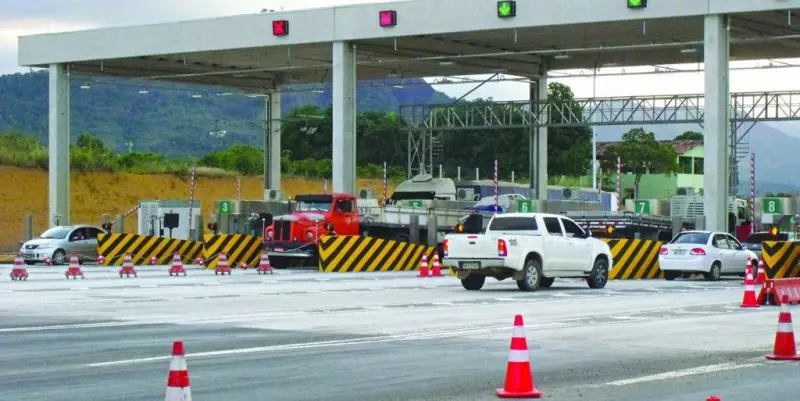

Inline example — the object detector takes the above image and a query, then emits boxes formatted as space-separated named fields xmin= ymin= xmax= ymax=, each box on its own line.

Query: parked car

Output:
xmin=658 ymin=230 xmax=758 ymax=281
xmin=19 ymin=225 xmax=106 ymax=265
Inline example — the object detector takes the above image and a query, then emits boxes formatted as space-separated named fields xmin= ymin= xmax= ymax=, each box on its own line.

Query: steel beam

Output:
xmin=49 ymin=64 xmax=70 ymax=227
xmin=332 ymin=41 xmax=357 ymax=195
xmin=265 ymin=91 xmax=282 ymax=195
xmin=704 ymin=14 xmax=730 ymax=233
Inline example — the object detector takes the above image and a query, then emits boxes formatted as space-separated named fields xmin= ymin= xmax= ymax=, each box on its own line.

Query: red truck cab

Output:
xmin=263 ymin=193 xmax=360 ymax=267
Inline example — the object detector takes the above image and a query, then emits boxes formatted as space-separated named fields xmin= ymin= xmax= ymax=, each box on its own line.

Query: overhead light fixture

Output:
xmin=439 ymin=61 xmax=455 ymax=66
xmin=218 ymin=92 xmax=233 ymax=96
xmin=138 ymin=89 xmax=149 ymax=94
xmin=80 ymin=82 xmax=91 ymax=90
xmin=554 ymin=53 xmax=571 ymax=60
xmin=246 ymin=93 xmax=268 ymax=98
xmin=497 ymin=1 xmax=516 ymax=18
xmin=680 ymin=47 xmax=698 ymax=54
xmin=192 ymin=94 xmax=202 ymax=98
xmin=627 ymin=0 xmax=647 ymax=9
xmin=379 ymin=10 xmax=397 ymax=27
xmin=272 ymin=20 xmax=289 ymax=36
xmin=393 ymin=84 xmax=404 ymax=89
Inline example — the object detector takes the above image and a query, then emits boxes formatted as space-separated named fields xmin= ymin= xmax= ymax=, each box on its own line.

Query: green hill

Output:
xmin=0 ymin=71 xmax=453 ymax=157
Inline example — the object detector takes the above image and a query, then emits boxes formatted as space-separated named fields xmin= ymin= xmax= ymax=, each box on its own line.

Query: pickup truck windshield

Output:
xmin=488 ymin=217 xmax=538 ymax=231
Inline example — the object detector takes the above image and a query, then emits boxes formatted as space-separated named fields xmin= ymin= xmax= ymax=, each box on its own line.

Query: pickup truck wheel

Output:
xmin=517 ymin=258 xmax=542 ymax=292
xmin=540 ymin=277 xmax=555 ymax=288
xmin=587 ymin=257 xmax=609 ymax=289
xmin=461 ymin=275 xmax=485 ymax=291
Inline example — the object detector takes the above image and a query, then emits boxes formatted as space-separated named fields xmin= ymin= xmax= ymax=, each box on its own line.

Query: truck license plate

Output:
xmin=273 ymin=247 xmax=284 ymax=252
xmin=460 ymin=261 xmax=480 ymax=269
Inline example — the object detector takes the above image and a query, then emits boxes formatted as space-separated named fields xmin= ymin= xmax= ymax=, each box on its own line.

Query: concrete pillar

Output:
xmin=49 ymin=64 xmax=70 ymax=226
xmin=23 ymin=213 xmax=33 ymax=241
xmin=703 ymin=14 xmax=730 ymax=232
xmin=332 ymin=41 xmax=357 ymax=195
xmin=264 ymin=91 xmax=281 ymax=196
xmin=529 ymin=76 xmax=548 ymax=200
xmin=114 ymin=215 xmax=124 ymax=233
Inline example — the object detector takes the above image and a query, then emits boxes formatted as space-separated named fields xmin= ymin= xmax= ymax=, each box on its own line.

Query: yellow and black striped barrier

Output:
xmin=318 ymin=235 xmax=437 ymax=273
xmin=97 ymin=233 xmax=204 ymax=266
xmin=602 ymin=239 xmax=664 ymax=280
xmin=761 ymin=241 xmax=800 ymax=279
xmin=202 ymin=234 xmax=263 ymax=269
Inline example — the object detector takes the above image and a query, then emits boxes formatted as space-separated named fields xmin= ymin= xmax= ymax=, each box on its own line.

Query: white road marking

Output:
xmin=604 ymin=360 xmax=764 ymax=386
xmin=85 ymin=324 xmax=519 ymax=367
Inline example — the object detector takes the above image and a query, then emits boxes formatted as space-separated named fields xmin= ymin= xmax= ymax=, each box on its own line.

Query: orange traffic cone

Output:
xmin=741 ymin=263 xmax=760 ymax=308
xmin=119 ymin=253 xmax=137 ymax=278
xmin=65 ymin=252 xmax=84 ymax=279
xmin=418 ymin=254 xmax=429 ymax=277
xmin=431 ymin=253 xmax=442 ymax=277
xmin=10 ymin=254 xmax=29 ymax=281
xmin=755 ymin=259 xmax=767 ymax=285
xmin=257 ymin=252 xmax=273 ymax=275
xmin=496 ymin=314 xmax=542 ymax=398
xmin=169 ymin=253 xmax=187 ymax=276
xmin=214 ymin=253 xmax=232 ymax=275
xmin=765 ymin=295 xmax=800 ymax=360
xmin=165 ymin=340 xmax=192 ymax=401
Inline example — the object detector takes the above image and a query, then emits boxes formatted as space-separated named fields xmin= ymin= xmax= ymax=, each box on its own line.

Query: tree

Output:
xmin=546 ymin=82 xmax=593 ymax=176
xmin=675 ymin=131 xmax=703 ymax=141
xmin=600 ymin=128 xmax=678 ymax=199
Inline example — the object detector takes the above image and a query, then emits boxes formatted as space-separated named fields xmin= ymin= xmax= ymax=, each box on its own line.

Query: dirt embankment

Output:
xmin=0 ymin=166 xmax=392 ymax=248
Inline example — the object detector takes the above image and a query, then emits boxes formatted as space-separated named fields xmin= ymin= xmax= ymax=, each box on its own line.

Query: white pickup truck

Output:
xmin=442 ymin=213 xmax=613 ymax=291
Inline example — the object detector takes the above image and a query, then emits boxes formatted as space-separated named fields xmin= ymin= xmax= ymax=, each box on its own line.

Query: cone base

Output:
xmin=496 ymin=388 xmax=542 ymax=398
xmin=765 ymin=353 xmax=800 ymax=361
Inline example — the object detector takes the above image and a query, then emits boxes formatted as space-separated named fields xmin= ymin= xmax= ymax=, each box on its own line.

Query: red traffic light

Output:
xmin=769 ymin=226 xmax=779 ymax=236
xmin=272 ymin=20 xmax=288 ymax=36
xmin=379 ymin=10 xmax=397 ymax=27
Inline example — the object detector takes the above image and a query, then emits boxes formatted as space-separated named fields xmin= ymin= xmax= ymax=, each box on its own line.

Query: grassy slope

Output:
xmin=0 ymin=166 xmax=394 ymax=249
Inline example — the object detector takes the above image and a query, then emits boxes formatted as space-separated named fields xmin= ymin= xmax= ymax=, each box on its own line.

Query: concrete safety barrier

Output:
xmin=761 ymin=241 xmax=800 ymax=279
xmin=318 ymin=235 xmax=437 ymax=273
xmin=97 ymin=233 xmax=204 ymax=266
xmin=202 ymin=234 xmax=263 ymax=269
xmin=602 ymin=238 xmax=664 ymax=280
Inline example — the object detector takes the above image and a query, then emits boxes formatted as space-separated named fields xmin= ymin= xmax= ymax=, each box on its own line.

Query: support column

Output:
xmin=529 ymin=76 xmax=548 ymax=200
xmin=703 ymin=14 xmax=730 ymax=232
xmin=49 ymin=64 xmax=70 ymax=226
xmin=332 ymin=41 xmax=357 ymax=195
xmin=264 ymin=91 xmax=281 ymax=196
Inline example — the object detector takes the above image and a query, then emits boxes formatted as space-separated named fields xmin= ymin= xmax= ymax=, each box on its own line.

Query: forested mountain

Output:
xmin=0 ymin=71 xmax=452 ymax=157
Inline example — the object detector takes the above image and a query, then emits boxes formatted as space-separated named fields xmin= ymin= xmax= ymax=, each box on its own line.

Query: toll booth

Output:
xmin=137 ymin=200 xmax=201 ymax=240
xmin=211 ymin=200 xmax=291 ymax=236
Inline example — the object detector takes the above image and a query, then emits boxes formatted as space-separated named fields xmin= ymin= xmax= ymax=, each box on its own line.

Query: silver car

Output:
xmin=20 ymin=225 xmax=106 ymax=265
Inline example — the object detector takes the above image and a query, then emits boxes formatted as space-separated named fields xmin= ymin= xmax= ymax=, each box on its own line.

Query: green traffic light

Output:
xmin=497 ymin=1 xmax=516 ymax=18
xmin=627 ymin=0 xmax=646 ymax=8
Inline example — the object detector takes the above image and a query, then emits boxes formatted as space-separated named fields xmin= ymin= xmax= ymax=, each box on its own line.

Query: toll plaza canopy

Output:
xmin=16 ymin=0 xmax=800 ymax=232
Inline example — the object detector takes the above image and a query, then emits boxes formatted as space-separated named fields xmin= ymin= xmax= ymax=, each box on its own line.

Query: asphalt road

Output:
xmin=2 ymin=264 xmax=799 ymax=401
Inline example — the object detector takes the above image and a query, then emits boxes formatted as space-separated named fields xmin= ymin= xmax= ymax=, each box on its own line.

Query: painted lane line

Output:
xmin=604 ymin=361 xmax=765 ymax=386
xmin=85 ymin=324 xmax=518 ymax=367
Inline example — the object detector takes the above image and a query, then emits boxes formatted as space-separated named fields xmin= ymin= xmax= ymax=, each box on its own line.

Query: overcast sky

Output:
xmin=3 ymin=0 xmax=800 ymax=101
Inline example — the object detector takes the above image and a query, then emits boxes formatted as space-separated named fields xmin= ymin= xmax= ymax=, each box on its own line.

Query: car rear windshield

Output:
xmin=745 ymin=233 xmax=788 ymax=243
xmin=488 ymin=217 xmax=537 ymax=231
xmin=671 ymin=232 xmax=710 ymax=244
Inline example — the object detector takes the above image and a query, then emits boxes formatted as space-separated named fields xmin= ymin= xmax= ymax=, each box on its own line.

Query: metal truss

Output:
xmin=401 ymin=91 xmax=800 ymax=130
xmin=401 ymin=91 xmax=800 ymax=182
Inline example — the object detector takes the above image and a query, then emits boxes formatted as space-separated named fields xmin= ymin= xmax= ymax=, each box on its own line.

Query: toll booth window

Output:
xmin=488 ymin=217 xmax=537 ymax=231
xmin=542 ymin=217 xmax=564 ymax=236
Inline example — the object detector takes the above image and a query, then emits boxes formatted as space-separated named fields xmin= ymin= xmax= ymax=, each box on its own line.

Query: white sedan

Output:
xmin=658 ymin=230 xmax=758 ymax=281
